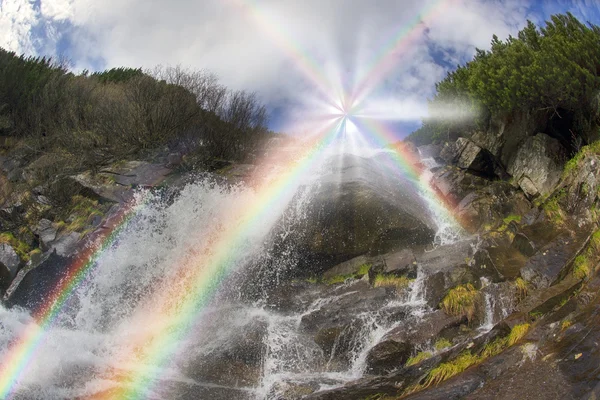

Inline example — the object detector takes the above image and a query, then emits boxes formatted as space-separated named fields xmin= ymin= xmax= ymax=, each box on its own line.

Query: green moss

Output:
xmin=440 ymin=283 xmax=479 ymax=321
xmin=305 ymin=276 xmax=319 ymax=284
xmin=503 ymin=214 xmax=522 ymax=224
xmin=373 ymin=274 xmax=412 ymax=291
xmin=434 ymin=338 xmax=452 ymax=351
xmin=406 ymin=351 xmax=432 ymax=367
xmin=573 ymin=255 xmax=592 ymax=280
xmin=0 ymin=232 xmax=31 ymax=261
xmin=543 ymin=189 xmax=567 ymax=225
xmin=563 ymin=140 xmax=600 ymax=179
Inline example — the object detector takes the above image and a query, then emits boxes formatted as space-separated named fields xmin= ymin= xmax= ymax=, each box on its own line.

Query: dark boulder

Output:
xmin=280 ymin=153 xmax=436 ymax=272
xmin=365 ymin=340 xmax=412 ymax=375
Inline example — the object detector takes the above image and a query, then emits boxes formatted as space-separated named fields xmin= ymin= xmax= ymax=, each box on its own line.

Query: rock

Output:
xmin=35 ymin=218 xmax=57 ymax=248
xmin=280 ymin=153 xmax=436 ymax=271
xmin=0 ymin=243 xmax=20 ymax=277
xmin=470 ymin=131 xmax=503 ymax=159
xmin=300 ymin=281 xmax=391 ymax=333
xmin=457 ymin=181 xmax=531 ymax=232
xmin=72 ymin=161 xmax=172 ymax=203
xmin=323 ymin=255 xmax=370 ymax=279
xmin=454 ymin=138 xmax=497 ymax=177
xmin=166 ymin=152 xmax=182 ymax=167
xmin=50 ymin=232 xmax=80 ymax=257
xmin=381 ymin=249 xmax=417 ymax=276
xmin=383 ymin=310 xmax=464 ymax=348
xmin=365 ymin=340 xmax=412 ymax=374
xmin=431 ymin=166 xmax=489 ymax=207
xmin=507 ymin=133 xmax=568 ymax=198
xmin=521 ymin=228 xmax=593 ymax=289
xmin=516 ymin=275 xmax=583 ymax=316
xmin=512 ymin=232 xmax=536 ymax=257
xmin=6 ymin=251 xmax=69 ymax=309
xmin=440 ymin=141 xmax=460 ymax=164
xmin=0 ymin=262 xmax=13 ymax=293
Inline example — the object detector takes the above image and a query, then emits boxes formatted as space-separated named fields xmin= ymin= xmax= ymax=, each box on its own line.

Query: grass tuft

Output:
xmin=507 ymin=323 xmax=530 ymax=346
xmin=422 ymin=351 xmax=479 ymax=388
xmin=515 ymin=277 xmax=528 ymax=299
xmin=406 ymin=351 xmax=432 ymax=367
xmin=357 ymin=263 xmax=372 ymax=276
xmin=440 ymin=283 xmax=479 ymax=321
xmin=373 ymin=274 xmax=412 ymax=291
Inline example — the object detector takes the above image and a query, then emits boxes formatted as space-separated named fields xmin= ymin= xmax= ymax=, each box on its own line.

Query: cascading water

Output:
xmin=0 ymin=143 xmax=464 ymax=399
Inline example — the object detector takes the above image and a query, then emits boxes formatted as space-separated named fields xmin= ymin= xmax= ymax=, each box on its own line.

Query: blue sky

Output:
xmin=1 ymin=0 xmax=599 ymax=137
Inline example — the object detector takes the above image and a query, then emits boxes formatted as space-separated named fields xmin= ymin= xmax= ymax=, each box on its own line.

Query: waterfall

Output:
xmin=0 ymin=145 xmax=464 ymax=399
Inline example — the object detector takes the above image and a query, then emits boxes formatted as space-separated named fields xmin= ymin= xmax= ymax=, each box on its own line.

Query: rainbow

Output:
xmin=0 ymin=196 xmax=149 ymax=399
xmin=0 ymin=0 xmax=465 ymax=396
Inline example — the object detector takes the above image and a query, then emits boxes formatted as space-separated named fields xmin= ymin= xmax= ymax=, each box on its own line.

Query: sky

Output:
xmin=1 ymin=0 xmax=600 ymax=137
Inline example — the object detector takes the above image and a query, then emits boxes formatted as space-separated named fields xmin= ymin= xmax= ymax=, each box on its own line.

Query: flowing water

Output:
xmin=0 ymin=146 xmax=463 ymax=399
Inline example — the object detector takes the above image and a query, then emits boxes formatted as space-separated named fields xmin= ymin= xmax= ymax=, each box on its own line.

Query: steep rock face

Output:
xmin=0 ymin=243 xmax=20 ymax=277
xmin=507 ymin=133 xmax=568 ymax=198
xmin=283 ymin=153 xmax=437 ymax=270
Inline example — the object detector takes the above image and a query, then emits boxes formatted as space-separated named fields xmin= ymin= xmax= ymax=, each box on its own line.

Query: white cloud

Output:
xmin=4 ymin=0 xmax=583 ymax=130
xmin=0 ymin=0 xmax=39 ymax=55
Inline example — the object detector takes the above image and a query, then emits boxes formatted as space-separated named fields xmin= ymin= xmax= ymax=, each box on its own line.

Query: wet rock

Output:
xmin=323 ymin=255 xmax=370 ymax=279
xmin=484 ymin=246 xmax=528 ymax=280
xmin=0 ymin=243 xmax=20 ymax=277
xmin=516 ymin=275 xmax=582 ymax=316
xmin=507 ymin=133 xmax=568 ymax=198
xmin=383 ymin=310 xmax=464 ymax=348
xmin=6 ymin=251 xmax=70 ymax=309
xmin=382 ymin=249 xmax=417 ymax=277
xmin=521 ymin=228 xmax=593 ymax=289
xmin=431 ymin=166 xmax=489 ymax=207
xmin=300 ymin=281 xmax=391 ymax=333
xmin=284 ymin=153 xmax=436 ymax=271
xmin=365 ymin=340 xmax=412 ymax=374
